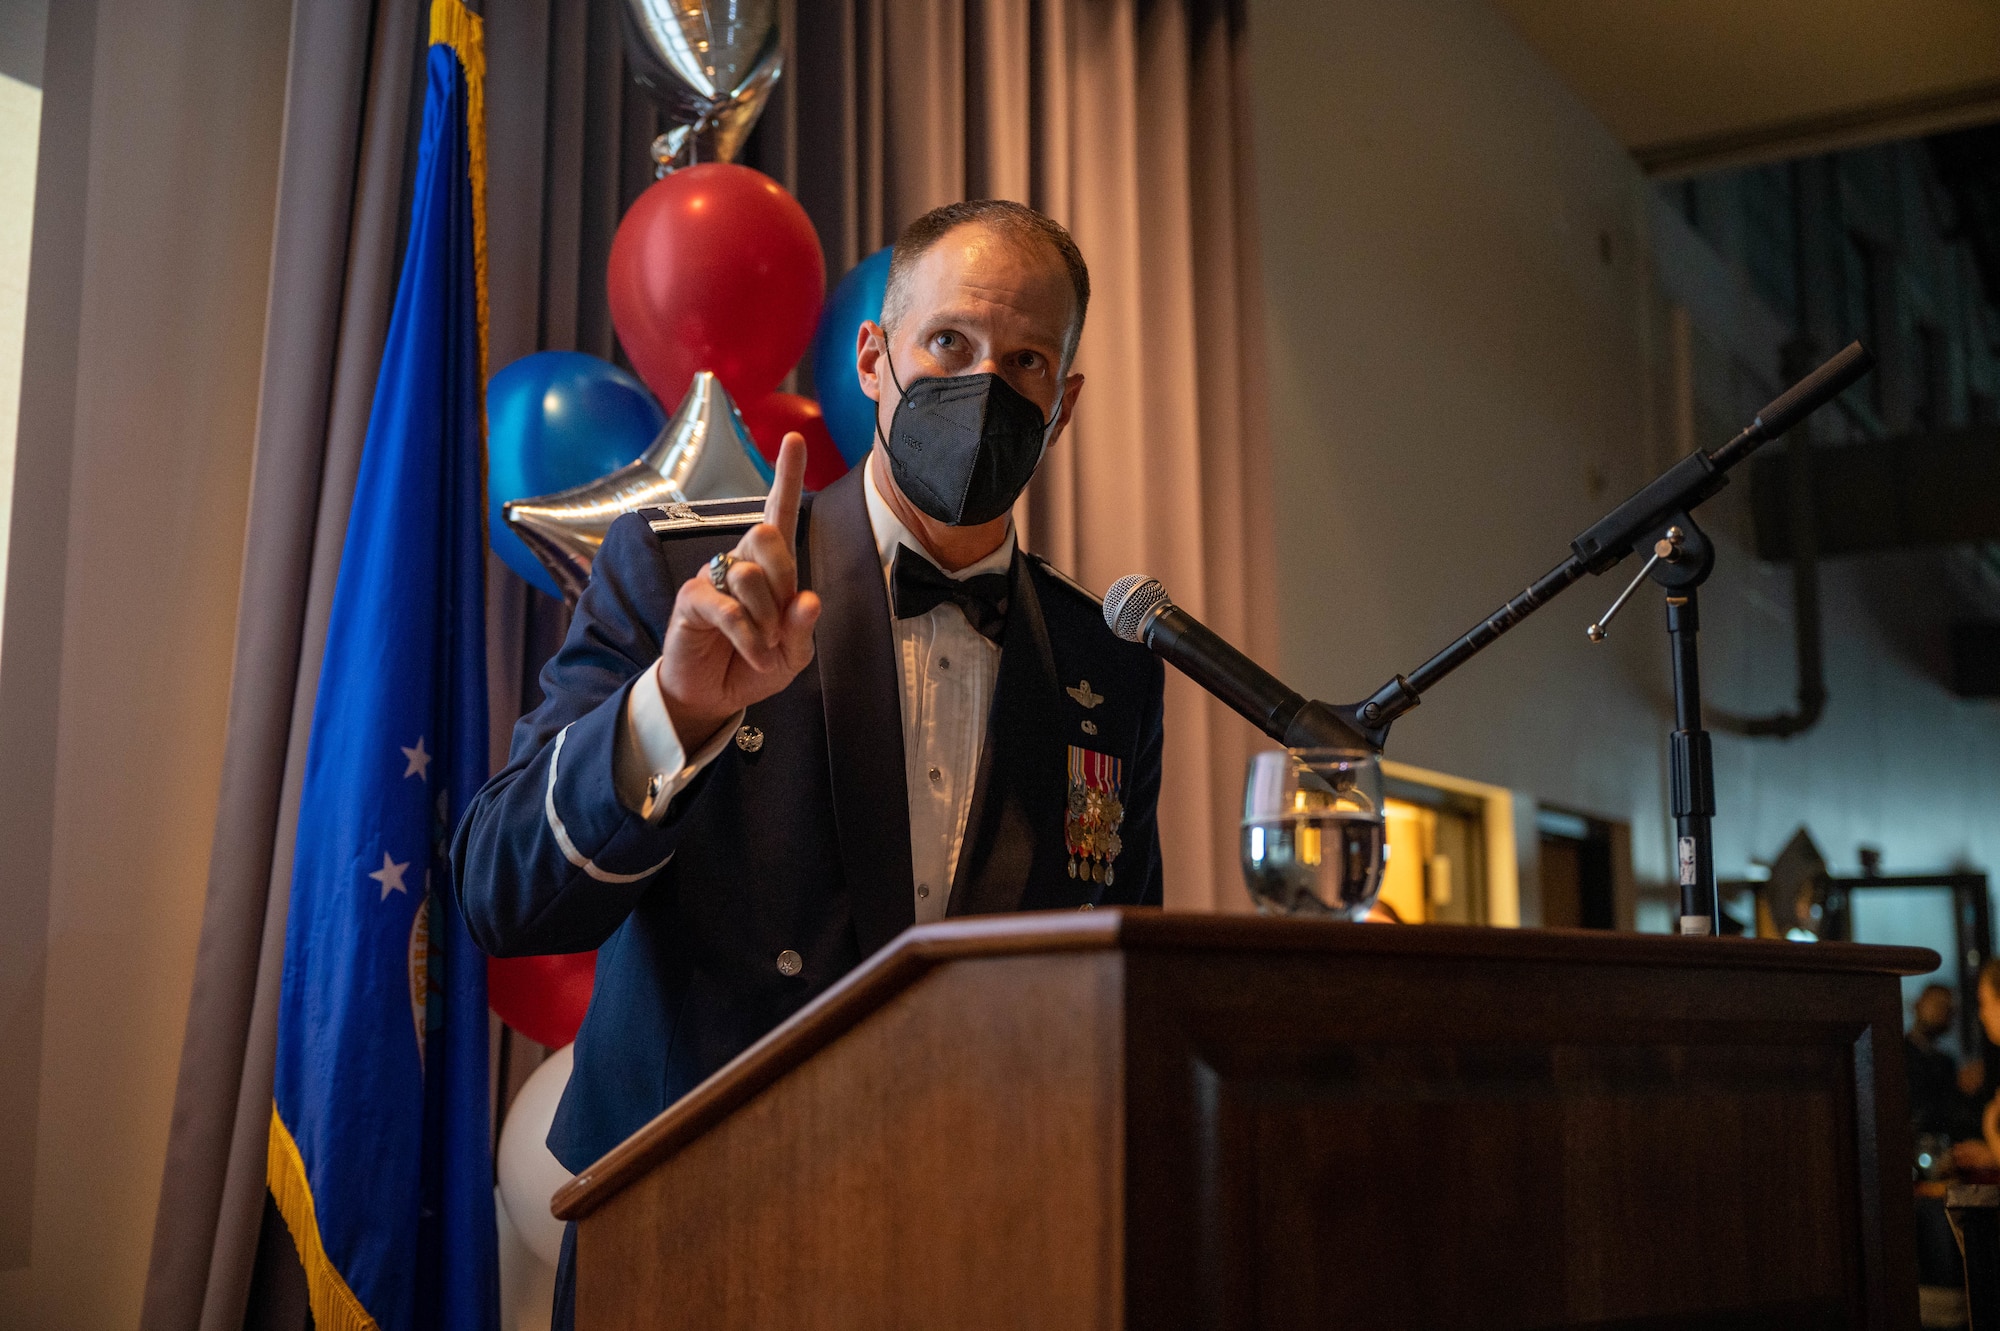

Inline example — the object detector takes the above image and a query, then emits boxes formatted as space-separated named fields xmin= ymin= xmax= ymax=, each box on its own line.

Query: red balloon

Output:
xmin=741 ymin=392 xmax=851 ymax=491
xmin=488 ymin=951 xmax=596 ymax=1050
xmin=607 ymin=163 xmax=825 ymax=409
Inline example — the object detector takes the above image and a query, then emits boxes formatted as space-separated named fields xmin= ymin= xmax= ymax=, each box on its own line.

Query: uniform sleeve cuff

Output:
xmin=615 ymin=662 xmax=743 ymax=825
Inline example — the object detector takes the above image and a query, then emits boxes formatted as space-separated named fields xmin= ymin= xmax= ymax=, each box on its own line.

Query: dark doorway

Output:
xmin=1538 ymin=808 xmax=1618 ymax=930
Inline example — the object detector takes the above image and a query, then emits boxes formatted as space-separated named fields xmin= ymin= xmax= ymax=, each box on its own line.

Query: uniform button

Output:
xmin=776 ymin=949 xmax=803 ymax=977
xmin=928 ymin=765 xmax=941 ymax=784
xmin=938 ymin=655 xmax=951 ymax=670
xmin=917 ymin=884 xmax=930 ymax=899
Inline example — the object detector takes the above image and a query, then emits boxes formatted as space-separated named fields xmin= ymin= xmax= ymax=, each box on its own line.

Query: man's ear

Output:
xmin=855 ymin=320 xmax=886 ymax=403
xmin=1049 ymin=372 xmax=1085 ymax=444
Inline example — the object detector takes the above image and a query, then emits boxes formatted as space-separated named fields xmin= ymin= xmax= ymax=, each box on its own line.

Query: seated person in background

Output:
xmin=1907 ymin=982 xmax=1979 ymax=1143
xmin=1950 ymin=961 xmax=2000 ymax=1170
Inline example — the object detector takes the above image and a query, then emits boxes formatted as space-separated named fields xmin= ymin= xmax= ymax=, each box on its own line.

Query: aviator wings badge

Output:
xmin=1066 ymin=679 xmax=1104 ymax=709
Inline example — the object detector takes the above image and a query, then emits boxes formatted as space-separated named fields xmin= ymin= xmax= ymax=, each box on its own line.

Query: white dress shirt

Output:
xmin=614 ymin=455 xmax=1011 ymax=924
xmin=862 ymin=454 xmax=1011 ymax=922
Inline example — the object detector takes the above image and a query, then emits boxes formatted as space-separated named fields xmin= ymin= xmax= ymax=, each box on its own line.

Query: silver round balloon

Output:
xmin=622 ymin=0 xmax=783 ymax=173
xmin=505 ymin=371 xmax=771 ymax=602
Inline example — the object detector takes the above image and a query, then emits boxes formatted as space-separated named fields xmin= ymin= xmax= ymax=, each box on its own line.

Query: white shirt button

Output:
xmin=928 ymin=765 xmax=941 ymax=783
xmin=776 ymin=949 xmax=803 ymax=977
xmin=917 ymin=883 xmax=930 ymax=899
xmin=938 ymin=655 xmax=951 ymax=670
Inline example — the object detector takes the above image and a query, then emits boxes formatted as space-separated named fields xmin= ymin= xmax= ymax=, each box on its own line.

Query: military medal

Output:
xmin=1065 ymin=746 xmax=1126 ymax=887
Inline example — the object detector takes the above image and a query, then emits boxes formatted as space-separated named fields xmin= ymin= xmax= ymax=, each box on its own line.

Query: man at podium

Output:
xmin=452 ymin=199 xmax=1166 ymax=1324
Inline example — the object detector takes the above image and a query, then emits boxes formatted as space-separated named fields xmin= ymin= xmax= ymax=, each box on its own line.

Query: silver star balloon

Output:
xmin=505 ymin=371 xmax=771 ymax=602
xmin=621 ymin=0 xmax=784 ymax=174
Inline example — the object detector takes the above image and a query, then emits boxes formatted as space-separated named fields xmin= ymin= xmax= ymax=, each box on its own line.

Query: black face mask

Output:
xmin=876 ymin=349 xmax=1060 ymax=527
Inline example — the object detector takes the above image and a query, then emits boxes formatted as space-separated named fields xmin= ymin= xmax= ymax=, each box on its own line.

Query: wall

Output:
xmin=0 ymin=0 xmax=290 ymax=1322
xmin=1247 ymin=0 xmax=2000 ymax=919
xmin=1249 ymin=0 xmax=1673 ymax=894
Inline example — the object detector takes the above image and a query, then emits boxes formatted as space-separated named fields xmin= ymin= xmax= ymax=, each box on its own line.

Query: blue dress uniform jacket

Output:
xmin=450 ymin=463 xmax=1166 ymax=1177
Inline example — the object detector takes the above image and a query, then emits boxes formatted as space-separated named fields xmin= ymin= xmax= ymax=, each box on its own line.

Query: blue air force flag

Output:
xmin=268 ymin=2 xmax=498 ymax=1327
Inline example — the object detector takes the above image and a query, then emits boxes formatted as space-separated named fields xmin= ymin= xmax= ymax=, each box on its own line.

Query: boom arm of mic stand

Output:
xmin=1313 ymin=341 xmax=1875 ymax=754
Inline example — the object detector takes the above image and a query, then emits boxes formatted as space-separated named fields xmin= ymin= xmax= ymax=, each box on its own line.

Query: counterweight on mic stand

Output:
xmin=1103 ymin=340 xmax=1876 ymax=938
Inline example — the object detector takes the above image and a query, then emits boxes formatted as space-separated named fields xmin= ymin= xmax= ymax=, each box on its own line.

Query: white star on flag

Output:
xmin=369 ymin=852 xmax=411 ymax=900
xmin=401 ymin=736 xmax=431 ymax=780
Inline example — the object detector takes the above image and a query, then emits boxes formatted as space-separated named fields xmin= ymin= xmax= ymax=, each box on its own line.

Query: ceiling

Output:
xmin=1486 ymin=0 xmax=2000 ymax=176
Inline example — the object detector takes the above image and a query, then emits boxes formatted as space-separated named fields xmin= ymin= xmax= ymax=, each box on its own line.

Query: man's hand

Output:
xmin=656 ymin=434 xmax=822 ymax=749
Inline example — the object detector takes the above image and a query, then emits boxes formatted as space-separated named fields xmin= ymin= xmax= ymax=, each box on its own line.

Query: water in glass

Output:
xmin=1240 ymin=748 xmax=1386 ymax=919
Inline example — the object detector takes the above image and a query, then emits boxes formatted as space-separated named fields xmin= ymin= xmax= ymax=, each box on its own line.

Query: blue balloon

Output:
xmin=809 ymin=246 xmax=892 ymax=466
xmin=487 ymin=351 xmax=665 ymax=598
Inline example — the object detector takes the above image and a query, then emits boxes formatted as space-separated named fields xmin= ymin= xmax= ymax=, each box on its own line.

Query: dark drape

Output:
xmin=482 ymin=0 xmax=663 ymax=771
xmin=145 ymin=0 xmax=1270 ymax=1324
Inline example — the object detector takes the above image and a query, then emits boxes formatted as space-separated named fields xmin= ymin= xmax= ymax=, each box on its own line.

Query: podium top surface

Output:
xmin=551 ymin=909 xmax=1936 ymax=1220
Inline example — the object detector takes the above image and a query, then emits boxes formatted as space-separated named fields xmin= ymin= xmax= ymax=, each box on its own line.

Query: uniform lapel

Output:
xmin=947 ymin=551 xmax=1063 ymax=918
xmin=809 ymin=466 xmax=916 ymax=955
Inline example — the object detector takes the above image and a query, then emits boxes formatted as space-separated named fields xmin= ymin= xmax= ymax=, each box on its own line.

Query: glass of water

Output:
xmin=1241 ymin=748 xmax=1386 ymax=918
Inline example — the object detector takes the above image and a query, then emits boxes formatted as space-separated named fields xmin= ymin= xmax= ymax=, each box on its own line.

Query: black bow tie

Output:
xmin=890 ymin=544 xmax=1010 ymax=643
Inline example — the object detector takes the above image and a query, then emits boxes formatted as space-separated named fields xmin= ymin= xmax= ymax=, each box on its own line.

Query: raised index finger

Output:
xmin=764 ymin=432 xmax=807 ymax=547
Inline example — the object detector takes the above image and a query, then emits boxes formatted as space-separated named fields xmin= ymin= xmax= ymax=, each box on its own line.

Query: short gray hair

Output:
xmin=879 ymin=199 xmax=1090 ymax=365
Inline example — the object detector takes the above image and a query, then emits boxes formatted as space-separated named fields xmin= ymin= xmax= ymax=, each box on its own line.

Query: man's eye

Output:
xmin=1018 ymin=352 xmax=1043 ymax=371
xmin=932 ymin=332 xmax=960 ymax=352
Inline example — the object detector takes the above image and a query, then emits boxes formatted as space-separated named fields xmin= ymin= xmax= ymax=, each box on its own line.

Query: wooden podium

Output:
xmin=553 ymin=911 xmax=1935 ymax=1330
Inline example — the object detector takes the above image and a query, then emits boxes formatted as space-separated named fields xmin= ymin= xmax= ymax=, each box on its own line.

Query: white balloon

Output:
xmin=497 ymin=1042 xmax=577 ymax=1269
xmin=495 ymin=1183 xmax=557 ymax=1331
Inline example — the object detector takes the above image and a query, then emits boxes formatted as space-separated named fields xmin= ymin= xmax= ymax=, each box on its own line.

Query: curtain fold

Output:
xmin=779 ymin=0 xmax=1275 ymax=908
xmin=145 ymin=2 xmax=660 ymax=1322
xmin=139 ymin=0 xmax=428 ymax=1326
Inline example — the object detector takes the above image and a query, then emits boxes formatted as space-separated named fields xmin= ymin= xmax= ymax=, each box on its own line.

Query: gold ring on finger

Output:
xmin=706 ymin=551 xmax=740 ymax=595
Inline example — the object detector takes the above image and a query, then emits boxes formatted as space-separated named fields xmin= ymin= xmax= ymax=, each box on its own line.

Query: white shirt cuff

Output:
xmin=614 ymin=663 xmax=742 ymax=825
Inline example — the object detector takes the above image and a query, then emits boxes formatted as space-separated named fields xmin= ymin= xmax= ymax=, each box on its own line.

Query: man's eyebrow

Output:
xmin=913 ymin=305 xmax=1065 ymax=354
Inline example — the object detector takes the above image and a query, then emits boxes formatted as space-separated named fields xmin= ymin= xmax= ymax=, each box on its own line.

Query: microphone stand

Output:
xmin=1289 ymin=341 xmax=1875 ymax=937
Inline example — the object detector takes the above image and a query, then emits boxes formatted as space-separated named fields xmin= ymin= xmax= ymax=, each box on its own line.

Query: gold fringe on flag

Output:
xmin=267 ymin=1105 xmax=381 ymax=1331
xmin=263 ymin=13 xmax=494 ymax=1331
xmin=429 ymin=0 xmax=491 ymax=396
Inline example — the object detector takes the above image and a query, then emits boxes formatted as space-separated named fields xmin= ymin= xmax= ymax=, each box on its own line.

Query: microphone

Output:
xmin=1103 ymin=575 xmax=1371 ymax=751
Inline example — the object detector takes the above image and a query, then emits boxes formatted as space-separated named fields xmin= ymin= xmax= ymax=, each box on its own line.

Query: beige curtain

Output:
xmin=780 ymin=0 xmax=1276 ymax=908
xmin=142 ymin=0 xmax=665 ymax=1324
